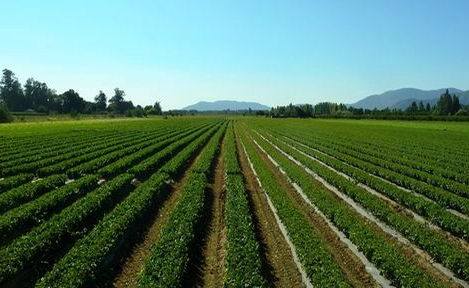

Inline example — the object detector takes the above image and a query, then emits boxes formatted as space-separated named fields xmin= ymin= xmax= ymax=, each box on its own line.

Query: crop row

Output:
xmin=324 ymin=132 xmax=469 ymax=185
xmin=0 ymin=173 xmax=34 ymax=194
xmin=137 ymin=123 xmax=227 ymax=286
xmin=309 ymin=133 xmax=469 ymax=198
xmin=39 ymin=121 xmax=225 ymax=287
xmin=67 ymin=121 xmax=212 ymax=179
xmin=0 ymin=119 xmax=224 ymax=286
xmin=223 ymin=123 xmax=266 ymax=287
xmin=256 ymin=131 xmax=469 ymax=282
xmin=245 ymin=127 xmax=443 ymax=287
xmin=0 ymin=131 xmax=140 ymax=176
xmin=0 ymin=174 xmax=67 ymax=213
xmin=0 ymin=173 xmax=134 ymax=284
xmin=35 ymin=128 xmax=171 ymax=177
xmin=238 ymin=127 xmax=352 ymax=287
xmin=277 ymin=134 xmax=469 ymax=241
xmin=297 ymin=133 xmax=469 ymax=215
xmin=0 ymin=130 xmax=110 ymax=162
xmin=0 ymin=174 xmax=100 ymax=247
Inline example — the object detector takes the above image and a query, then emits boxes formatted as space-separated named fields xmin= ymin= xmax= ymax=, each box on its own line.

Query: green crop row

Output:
xmin=297 ymin=134 xmax=469 ymax=215
xmin=224 ymin=173 xmax=267 ymax=287
xmin=239 ymin=128 xmax=352 ymax=287
xmin=224 ymin=122 xmax=241 ymax=175
xmin=0 ymin=174 xmax=99 ymax=247
xmin=67 ymin=125 xmax=197 ymax=178
xmin=0 ymin=131 xmax=110 ymax=166
xmin=137 ymin=123 xmax=225 ymax=287
xmin=258 ymin=131 xmax=469 ymax=282
xmin=0 ymin=132 xmax=127 ymax=176
xmin=37 ymin=173 xmax=170 ymax=288
xmin=191 ymin=122 xmax=227 ymax=175
xmin=0 ymin=173 xmax=34 ymax=193
xmin=247 ymin=129 xmax=444 ymax=287
xmin=158 ymin=123 xmax=221 ymax=177
xmin=35 ymin=128 xmax=167 ymax=177
xmin=127 ymin=122 xmax=219 ymax=178
xmin=279 ymin=134 xmax=469 ymax=241
xmin=223 ymin=123 xmax=266 ymax=287
xmin=312 ymin=134 xmax=469 ymax=199
xmin=136 ymin=173 xmax=207 ymax=287
xmin=35 ymin=122 xmax=223 ymax=287
xmin=0 ymin=174 xmax=67 ymax=213
xmin=0 ymin=173 xmax=134 ymax=284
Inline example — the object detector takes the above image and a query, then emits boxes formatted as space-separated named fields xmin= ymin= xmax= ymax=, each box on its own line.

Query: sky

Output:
xmin=2 ymin=1 xmax=469 ymax=110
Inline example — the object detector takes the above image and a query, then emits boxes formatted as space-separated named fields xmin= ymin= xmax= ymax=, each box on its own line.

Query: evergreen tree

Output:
xmin=436 ymin=89 xmax=453 ymax=115
xmin=452 ymin=94 xmax=461 ymax=114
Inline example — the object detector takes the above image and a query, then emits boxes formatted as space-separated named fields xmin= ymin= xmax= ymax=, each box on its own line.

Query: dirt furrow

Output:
xmin=113 ymin=140 xmax=212 ymax=287
xmin=247 ymin=135 xmax=380 ymax=287
xmin=254 ymin=133 xmax=463 ymax=288
xmin=236 ymin=132 xmax=305 ymax=288
xmin=196 ymin=141 xmax=227 ymax=288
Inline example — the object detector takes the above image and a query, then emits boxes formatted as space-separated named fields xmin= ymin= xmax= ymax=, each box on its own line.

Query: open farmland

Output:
xmin=1 ymin=117 xmax=469 ymax=287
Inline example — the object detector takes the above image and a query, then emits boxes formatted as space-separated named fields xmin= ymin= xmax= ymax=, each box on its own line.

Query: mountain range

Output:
xmin=350 ymin=88 xmax=469 ymax=110
xmin=182 ymin=100 xmax=270 ymax=111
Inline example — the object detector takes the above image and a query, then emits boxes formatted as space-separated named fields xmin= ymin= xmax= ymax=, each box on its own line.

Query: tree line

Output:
xmin=268 ymin=89 xmax=467 ymax=119
xmin=0 ymin=69 xmax=162 ymax=121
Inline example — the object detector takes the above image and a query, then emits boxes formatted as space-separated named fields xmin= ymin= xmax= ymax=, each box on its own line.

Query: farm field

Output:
xmin=1 ymin=117 xmax=469 ymax=287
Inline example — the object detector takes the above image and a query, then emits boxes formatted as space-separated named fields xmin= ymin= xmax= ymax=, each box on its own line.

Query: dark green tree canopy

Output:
xmin=24 ymin=78 xmax=53 ymax=111
xmin=61 ymin=89 xmax=84 ymax=114
xmin=94 ymin=90 xmax=107 ymax=111
xmin=0 ymin=69 xmax=25 ymax=111
xmin=436 ymin=89 xmax=461 ymax=115
xmin=153 ymin=101 xmax=162 ymax=115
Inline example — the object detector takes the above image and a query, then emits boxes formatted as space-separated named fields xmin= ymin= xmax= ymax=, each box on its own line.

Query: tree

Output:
xmin=436 ymin=89 xmax=461 ymax=115
xmin=24 ymin=78 xmax=53 ymax=111
xmin=153 ymin=101 xmax=162 ymax=115
xmin=418 ymin=101 xmax=425 ymax=112
xmin=452 ymin=94 xmax=461 ymax=114
xmin=0 ymin=104 xmax=13 ymax=123
xmin=0 ymin=69 xmax=25 ymax=111
xmin=109 ymin=88 xmax=126 ymax=113
xmin=94 ymin=90 xmax=107 ymax=112
xmin=436 ymin=89 xmax=453 ymax=115
xmin=61 ymin=89 xmax=84 ymax=114
xmin=407 ymin=101 xmax=418 ymax=113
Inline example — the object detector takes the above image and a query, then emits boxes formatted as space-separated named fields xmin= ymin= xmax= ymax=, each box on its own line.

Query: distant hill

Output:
xmin=182 ymin=100 xmax=270 ymax=111
xmin=351 ymin=88 xmax=469 ymax=110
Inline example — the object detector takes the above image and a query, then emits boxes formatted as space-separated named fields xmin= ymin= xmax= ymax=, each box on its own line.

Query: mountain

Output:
xmin=182 ymin=100 xmax=270 ymax=111
xmin=351 ymin=88 xmax=467 ymax=110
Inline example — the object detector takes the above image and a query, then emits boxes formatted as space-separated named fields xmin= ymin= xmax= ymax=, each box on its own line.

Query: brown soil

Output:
xmin=112 ymin=178 xmax=189 ymax=287
xmin=250 ymin=132 xmax=462 ymax=288
xmin=245 ymin=131 xmax=378 ymax=287
xmin=196 ymin=135 xmax=227 ymax=288
xmin=113 ymin=139 xmax=211 ymax=288
xmin=236 ymin=131 xmax=306 ymax=288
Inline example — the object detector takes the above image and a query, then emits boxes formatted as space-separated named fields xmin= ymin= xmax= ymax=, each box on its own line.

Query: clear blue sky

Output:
xmin=2 ymin=0 xmax=468 ymax=110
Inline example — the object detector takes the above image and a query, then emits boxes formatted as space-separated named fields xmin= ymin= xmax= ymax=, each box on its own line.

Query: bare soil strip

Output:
xmin=248 ymin=136 xmax=380 ymax=288
xmin=113 ymin=143 xmax=210 ymax=287
xmin=236 ymin=133 xmax=305 ymax=288
xmin=196 ymin=138 xmax=227 ymax=288
xmin=255 ymin=134 xmax=463 ymax=288
xmin=112 ymin=177 xmax=189 ymax=287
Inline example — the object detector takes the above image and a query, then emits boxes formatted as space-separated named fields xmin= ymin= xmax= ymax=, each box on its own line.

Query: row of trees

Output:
xmin=0 ymin=69 xmax=162 ymax=116
xmin=269 ymin=90 xmax=467 ymax=119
